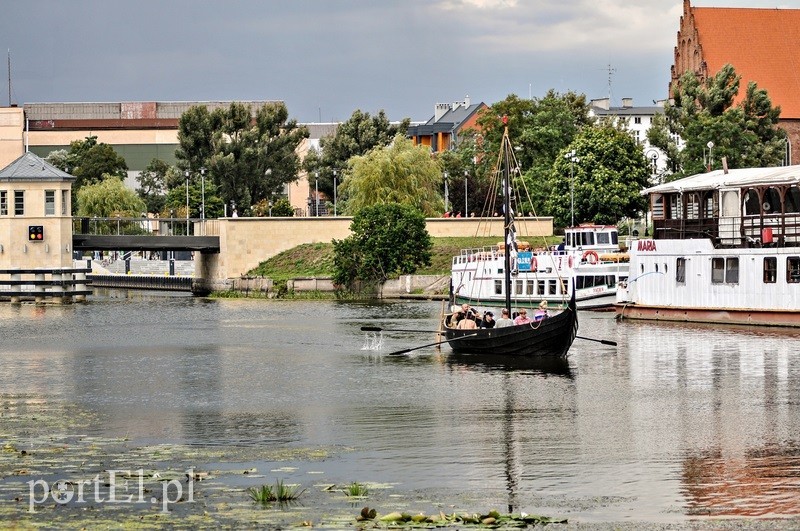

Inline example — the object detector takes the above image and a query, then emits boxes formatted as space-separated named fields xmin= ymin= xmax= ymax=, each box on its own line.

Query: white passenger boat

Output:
xmin=616 ymin=165 xmax=800 ymax=327
xmin=451 ymin=224 xmax=629 ymax=310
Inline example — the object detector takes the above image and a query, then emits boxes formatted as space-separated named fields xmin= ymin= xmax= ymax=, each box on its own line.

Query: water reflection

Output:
xmin=1 ymin=297 xmax=799 ymax=521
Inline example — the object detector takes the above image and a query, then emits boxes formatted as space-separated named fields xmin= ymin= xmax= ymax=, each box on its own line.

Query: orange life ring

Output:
xmin=531 ymin=256 xmax=538 ymax=271
xmin=583 ymin=250 xmax=599 ymax=264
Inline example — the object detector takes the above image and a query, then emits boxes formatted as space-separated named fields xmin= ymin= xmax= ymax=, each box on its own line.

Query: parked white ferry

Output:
xmin=452 ymin=224 xmax=629 ymax=310
xmin=616 ymin=165 xmax=800 ymax=327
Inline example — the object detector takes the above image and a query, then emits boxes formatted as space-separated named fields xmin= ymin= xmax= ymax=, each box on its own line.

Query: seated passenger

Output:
xmin=513 ymin=308 xmax=532 ymax=325
xmin=457 ymin=316 xmax=477 ymax=329
xmin=534 ymin=300 xmax=548 ymax=321
xmin=495 ymin=309 xmax=513 ymax=328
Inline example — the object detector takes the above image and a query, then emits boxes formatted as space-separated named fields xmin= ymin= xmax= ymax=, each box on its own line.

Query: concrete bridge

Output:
xmin=74 ymin=216 xmax=554 ymax=294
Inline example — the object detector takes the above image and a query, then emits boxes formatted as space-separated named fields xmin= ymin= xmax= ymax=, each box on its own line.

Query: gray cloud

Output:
xmin=4 ymin=0 xmax=800 ymax=122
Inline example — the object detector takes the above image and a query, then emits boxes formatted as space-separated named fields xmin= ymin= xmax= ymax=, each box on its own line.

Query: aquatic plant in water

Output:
xmin=355 ymin=507 xmax=567 ymax=527
xmin=344 ymin=482 xmax=369 ymax=497
xmin=247 ymin=479 xmax=304 ymax=505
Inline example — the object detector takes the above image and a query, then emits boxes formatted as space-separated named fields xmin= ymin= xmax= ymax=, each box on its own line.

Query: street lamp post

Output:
xmin=199 ymin=167 xmax=206 ymax=234
xmin=464 ymin=169 xmax=468 ymax=217
xmin=268 ymin=198 xmax=273 ymax=217
xmin=314 ymin=172 xmax=319 ymax=217
xmin=443 ymin=171 xmax=449 ymax=213
xmin=565 ymin=150 xmax=579 ymax=228
xmin=184 ymin=170 xmax=190 ymax=234
xmin=307 ymin=196 xmax=312 ymax=217
xmin=333 ymin=170 xmax=337 ymax=217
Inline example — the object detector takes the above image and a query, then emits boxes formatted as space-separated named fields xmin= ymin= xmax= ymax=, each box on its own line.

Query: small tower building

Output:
xmin=0 ymin=152 xmax=75 ymax=269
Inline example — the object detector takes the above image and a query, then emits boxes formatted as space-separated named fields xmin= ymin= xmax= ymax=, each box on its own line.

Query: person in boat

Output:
xmin=557 ymin=239 xmax=565 ymax=254
xmin=534 ymin=300 xmax=548 ymax=322
xmin=456 ymin=315 xmax=477 ymax=329
xmin=495 ymin=309 xmax=513 ymax=328
xmin=513 ymin=308 xmax=532 ymax=325
xmin=480 ymin=311 xmax=495 ymax=328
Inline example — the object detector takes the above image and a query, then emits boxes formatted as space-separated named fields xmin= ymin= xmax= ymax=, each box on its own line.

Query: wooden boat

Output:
xmin=445 ymin=291 xmax=578 ymax=356
xmin=443 ymin=120 xmax=579 ymax=357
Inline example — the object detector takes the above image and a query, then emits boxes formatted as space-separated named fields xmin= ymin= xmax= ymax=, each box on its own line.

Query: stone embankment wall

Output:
xmin=231 ymin=274 xmax=448 ymax=299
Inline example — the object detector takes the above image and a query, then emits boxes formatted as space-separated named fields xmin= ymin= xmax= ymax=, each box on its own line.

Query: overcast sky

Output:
xmin=5 ymin=1 xmax=800 ymax=123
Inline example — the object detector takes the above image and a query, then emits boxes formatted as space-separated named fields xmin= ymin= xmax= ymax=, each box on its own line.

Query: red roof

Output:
xmin=692 ymin=6 xmax=800 ymax=118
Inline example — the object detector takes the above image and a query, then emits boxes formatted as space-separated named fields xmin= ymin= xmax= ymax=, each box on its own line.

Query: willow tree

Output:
xmin=338 ymin=135 xmax=443 ymax=216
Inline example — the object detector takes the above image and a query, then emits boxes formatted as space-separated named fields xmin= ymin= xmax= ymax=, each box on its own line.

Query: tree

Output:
xmin=76 ymin=177 xmax=146 ymax=218
xmin=136 ymin=158 xmax=170 ymax=214
xmin=338 ymin=135 xmax=443 ymax=216
xmin=303 ymin=109 xmax=411 ymax=202
xmin=476 ymin=91 xmax=592 ymax=215
xmin=649 ymin=64 xmax=786 ymax=179
xmin=332 ymin=203 xmax=432 ymax=286
xmin=544 ymin=123 xmax=650 ymax=227
xmin=176 ymin=102 xmax=308 ymax=215
xmin=47 ymin=136 xmax=128 ymax=202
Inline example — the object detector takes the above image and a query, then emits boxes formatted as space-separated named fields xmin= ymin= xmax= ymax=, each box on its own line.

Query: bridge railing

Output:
xmin=74 ymin=217 xmax=216 ymax=236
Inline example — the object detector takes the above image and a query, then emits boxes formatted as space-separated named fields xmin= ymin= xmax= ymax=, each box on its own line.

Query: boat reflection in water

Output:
xmin=621 ymin=319 xmax=800 ymax=518
xmin=445 ymin=354 xmax=572 ymax=514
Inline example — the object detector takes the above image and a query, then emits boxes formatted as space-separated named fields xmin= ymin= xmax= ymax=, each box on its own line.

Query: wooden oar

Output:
xmin=387 ymin=333 xmax=478 ymax=356
xmin=361 ymin=326 xmax=442 ymax=334
xmin=575 ymin=336 xmax=617 ymax=346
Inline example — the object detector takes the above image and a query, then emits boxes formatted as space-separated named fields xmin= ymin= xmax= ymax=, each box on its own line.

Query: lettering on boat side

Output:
xmin=637 ymin=240 xmax=657 ymax=252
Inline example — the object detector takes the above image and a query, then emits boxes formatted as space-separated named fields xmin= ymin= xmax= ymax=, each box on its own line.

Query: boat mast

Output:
xmin=502 ymin=121 xmax=513 ymax=315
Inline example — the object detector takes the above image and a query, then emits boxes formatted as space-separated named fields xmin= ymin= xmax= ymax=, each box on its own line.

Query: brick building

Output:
xmin=671 ymin=0 xmax=800 ymax=164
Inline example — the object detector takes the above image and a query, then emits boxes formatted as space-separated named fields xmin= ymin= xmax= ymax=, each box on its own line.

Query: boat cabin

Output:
xmin=563 ymin=224 xmax=619 ymax=252
xmin=644 ymin=165 xmax=800 ymax=247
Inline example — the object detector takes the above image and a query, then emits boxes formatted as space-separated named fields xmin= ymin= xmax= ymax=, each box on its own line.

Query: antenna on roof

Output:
xmin=604 ymin=63 xmax=616 ymax=104
xmin=7 ymin=49 xmax=11 ymax=107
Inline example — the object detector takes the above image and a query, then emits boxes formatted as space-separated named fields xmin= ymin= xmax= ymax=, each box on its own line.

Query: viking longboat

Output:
xmin=443 ymin=120 xmax=579 ymax=357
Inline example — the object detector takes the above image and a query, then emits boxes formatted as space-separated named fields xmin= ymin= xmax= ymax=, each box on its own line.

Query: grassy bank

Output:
xmin=246 ymin=236 xmax=561 ymax=281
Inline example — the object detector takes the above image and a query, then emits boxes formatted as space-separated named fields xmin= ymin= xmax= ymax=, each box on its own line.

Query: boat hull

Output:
xmin=444 ymin=297 xmax=578 ymax=357
xmin=616 ymin=304 xmax=800 ymax=327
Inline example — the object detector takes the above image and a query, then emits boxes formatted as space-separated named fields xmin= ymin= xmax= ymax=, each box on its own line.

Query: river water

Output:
xmin=1 ymin=291 xmax=799 ymax=524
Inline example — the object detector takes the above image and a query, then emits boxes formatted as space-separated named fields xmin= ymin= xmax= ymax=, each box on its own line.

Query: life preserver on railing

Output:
xmin=582 ymin=250 xmax=599 ymax=264
xmin=531 ymin=256 xmax=538 ymax=271
xmin=568 ymin=255 xmax=574 ymax=268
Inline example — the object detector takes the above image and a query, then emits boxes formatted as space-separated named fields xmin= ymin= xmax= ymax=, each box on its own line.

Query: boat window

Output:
xmin=606 ymin=275 xmax=616 ymax=288
xmin=763 ymin=257 xmax=777 ymax=283
xmin=575 ymin=276 xmax=584 ymax=290
xmin=743 ymin=189 xmax=760 ymax=216
xmin=686 ymin=193 xmax=700 ymax=219
xmin=676 ymin=258 xmax=686 ymax=283
xmin=548 ymin=280 xmax=557 ymax=295
xmin=722 ymin=190 xmax=739 ymax=216
xmin=515 ymin=280 xmax=524 ymax=295
xmin=581 ymin=232 xmax=594 ymax=246
xmin=725 ymin=258 xmax=739 ymax=284
xmin=786 ymin=187 xmax=800 ymax=214
xmin=559 ymin=280 xmax=567 ymax=294
xmin=651 ymin=194 xmax=665 ymax=219
xmin=702 ymin=193 xmax=715 ymax=218
xmin=610 ymin=231 xmax=618 ymax=245
xmin=763 ymin=187 xmax=781 ymax=215
xmin=596 ymin=232 xmax=610 ymax=245
xmin=711 ymin=258 xmax=725 ymax=283
xmin=669 ymin=194 xmax=683 ymax=219
xmin=526 ymin=280 xmax=534 ymax=295
xmin=538 ymin=280 xmax=545 ymax=295
xmin=787 ymin=257 xmax=800 ymax=283
xmin=494 ymin=280 xmax=503 ymax=295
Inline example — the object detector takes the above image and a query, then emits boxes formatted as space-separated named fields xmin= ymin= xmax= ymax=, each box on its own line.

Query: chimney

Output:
xmin=591 ymin=98 xmax=610 ymax=110
xmin=621 ymin=98 xmax=633 ymax=108
xmin=434 ymin=103 xmax=450 ymax=122
xmin=463 ymin=95 xmax=471 ymax=107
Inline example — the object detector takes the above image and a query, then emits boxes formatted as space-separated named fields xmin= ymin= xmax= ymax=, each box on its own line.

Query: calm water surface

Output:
xmin=1 ymin=291 xmax=799 ymax=523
